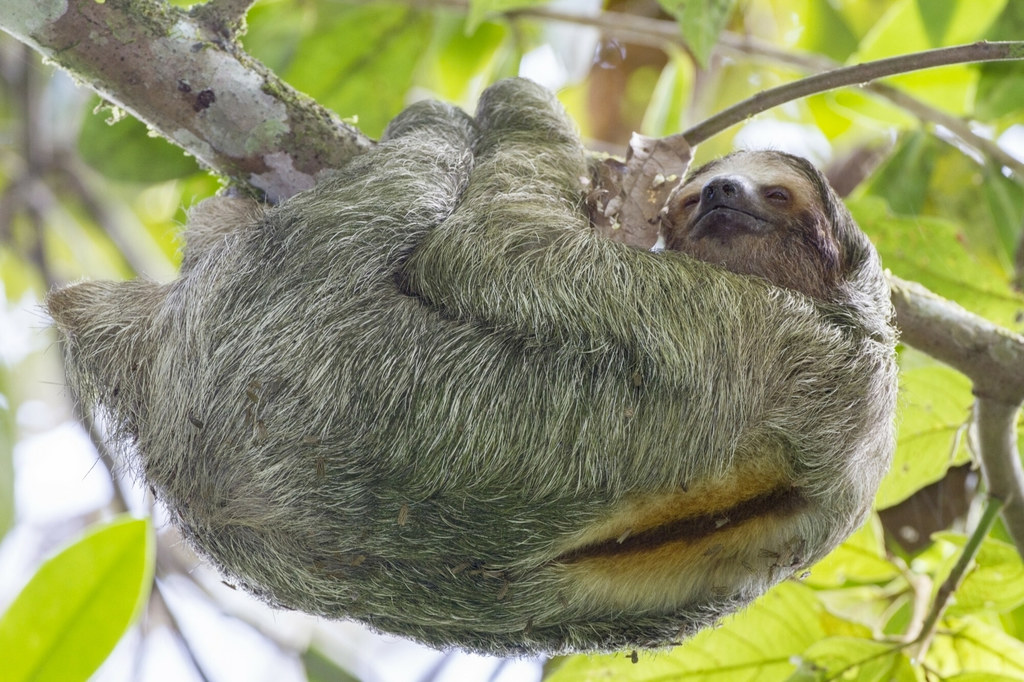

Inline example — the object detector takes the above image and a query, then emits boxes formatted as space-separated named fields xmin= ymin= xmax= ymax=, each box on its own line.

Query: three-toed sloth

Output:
xmin=47 ymin=78 xmax=897 ymax=655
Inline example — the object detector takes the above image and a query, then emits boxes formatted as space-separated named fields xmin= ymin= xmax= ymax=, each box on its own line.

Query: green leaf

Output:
xmin=421 ymin=14 xmax=509 ymax=103
xmin=77 ymin=101 xmax=200 ymax=182
xmin=876 ymin=361 xmax=973 ymax=509
xmin=857 ymin=0 xmax=1005 ymax=60
xmin=282 ymin=4 xmax=434 ymax=139
xmin=851 ymin=195 xmax=1024 ymax=333
xmin=851 ymin=0 xmax=1002 ymax=115
xmin=788 ymin=0 xmax=858 ymax=63
xmin=661 ymin=0 xmax=737 ymax=67
xmin=806 ymin=516 xmax=899 ymax=587
xmin=935 ymin=534 xmax=1024 ymax=616
xmin=863 ymin=130 xmax=936 ymax=215
xmin=241 ymin=0 xmax=313 ymax=74
xmin=976 ymin=62 xmax=1024 ymax=121
xmin=302 ymin=647 xmax=360 ymax=682
xmin=979 ymin=163 xmax=1024 ymax=264
xmin=915 ymin=0 xmax=956 ymax=47
xmin=0 ymin=516 xmax=155 ymax=682
xmin=814 ymin=586 xmax=902 ymax=636
xmin=548 ymin=582 xmax=826 ymax=682
xmin=796 ymin=638 xmax=916 ymax=682
xmin=928 ymin=618 xmax=1024 ymax=678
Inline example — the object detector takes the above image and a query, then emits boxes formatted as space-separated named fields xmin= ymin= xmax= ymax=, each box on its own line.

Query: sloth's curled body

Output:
xmin=47 ymin=79 xmax=897 ymax=655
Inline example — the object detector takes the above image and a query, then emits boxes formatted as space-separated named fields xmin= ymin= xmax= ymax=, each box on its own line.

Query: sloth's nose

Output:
xmin=702 ymin=177 xmax=748 ymax=203
xmin=702 ymin=179 xmax=736 ymax=201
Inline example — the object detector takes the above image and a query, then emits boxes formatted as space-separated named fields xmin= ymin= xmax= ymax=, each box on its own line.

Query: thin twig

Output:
xmin=78 ymin=408 xmax=130 ymax=514
xmin=151 ymin=581 xmax=213 ymax=682
xmin=453 ymin=1 xmax=1024 ymax=173
xmin=682 ymin=42 xmax=1024 ymax=146
xmin=912 ymin=495 xmax=1004 ymax=659
xmin=715 ymin=35 xmax=1024 ymax=177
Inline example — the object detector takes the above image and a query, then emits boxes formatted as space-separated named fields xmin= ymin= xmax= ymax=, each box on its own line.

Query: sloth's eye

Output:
xmin=681 ymin=194 xmax=700 ymax=210
xmin=765 ymin=187 xmax=791 ymax=203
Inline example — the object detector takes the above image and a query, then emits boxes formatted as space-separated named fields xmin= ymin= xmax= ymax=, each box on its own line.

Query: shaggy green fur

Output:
xmin=47 ymin=79 xmax=897 ymax=654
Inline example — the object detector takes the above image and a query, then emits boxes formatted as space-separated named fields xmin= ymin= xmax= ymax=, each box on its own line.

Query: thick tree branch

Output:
xmin=0 ymin=0 xmax=372 ymax=202
xmin=890 ymin=275 xmax=1024 ymax=554
xmin=890 ymin=276 xmax=1024 ymax=405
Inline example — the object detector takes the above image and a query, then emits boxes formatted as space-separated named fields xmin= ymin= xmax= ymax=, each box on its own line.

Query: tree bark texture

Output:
xmin=0 ymin=0 xmax=373 ymax=202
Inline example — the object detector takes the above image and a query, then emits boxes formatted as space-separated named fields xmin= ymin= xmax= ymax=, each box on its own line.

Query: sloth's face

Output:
xmin=663 ymin=151 xmax=844 ymax=301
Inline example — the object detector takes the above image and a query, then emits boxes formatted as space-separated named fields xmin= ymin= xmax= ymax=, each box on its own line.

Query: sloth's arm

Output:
xmin=401 ymin=78 xmax=787 ymax=364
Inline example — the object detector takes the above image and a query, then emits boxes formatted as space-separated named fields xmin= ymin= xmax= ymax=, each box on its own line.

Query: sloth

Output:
xmin=47 ymin=78 xmax=898 ymax=655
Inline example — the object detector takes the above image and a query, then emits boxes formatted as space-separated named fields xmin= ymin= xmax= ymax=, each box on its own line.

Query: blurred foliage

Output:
xmin=2 ymin=0 xmax=1024 ymax=681
xmin=0 ymin=517 xmax=154 ymax=682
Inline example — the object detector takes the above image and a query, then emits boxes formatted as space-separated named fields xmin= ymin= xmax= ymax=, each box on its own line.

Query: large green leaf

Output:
xmin=935 ymin=534 xmax=1024 ymax=616
xmin=806 ymin=516 xmax=899 ymax=587
xmin=547 ymin=582 xmax=827 ymax=682
xmin=280 ymin=4 xmax=434 ymax=139
xmin=0 ymin=516 xmax=155 ymax=682
xmin=851 ymin=195 xmax=1024 ymax=333
xmin=877 ymin=361 xmax=973 ymax=509
xmin=796 ymin=638 xmax=916 ymax=681
xmin=78 ymin=101 xmax=200 ymax=182
xmin=929 ymin=618 xmax=1024 ymax=678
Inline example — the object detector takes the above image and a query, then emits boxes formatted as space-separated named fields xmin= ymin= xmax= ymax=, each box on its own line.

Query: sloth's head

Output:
xmin=663 ymin=151 xmax=857 ymax=302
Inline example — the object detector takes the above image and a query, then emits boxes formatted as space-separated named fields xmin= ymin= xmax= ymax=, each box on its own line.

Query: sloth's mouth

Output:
xmin=554 ymin=484 xmax=805 ymax=564
xmin=691 ymin=206 xmax=771 ymax=240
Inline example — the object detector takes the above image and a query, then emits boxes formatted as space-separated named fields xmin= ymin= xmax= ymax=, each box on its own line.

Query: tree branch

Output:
xmin=478 ymin=2 xmax=1024 ymax=174
xmin=682 ymin=42 xmax=1024 ymax=146
xmin=890 ymin=275 xmax=1024 ymax=555
xmin=975 ymin=399 xmax=1024 ymax=551
xmin=912 ymin=495 xmax=1004 ymax=659
xmin=0 ymin=0 xmax=373 ymax=202
xmin=889 ymin=276 xmax=1024 ymax=405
